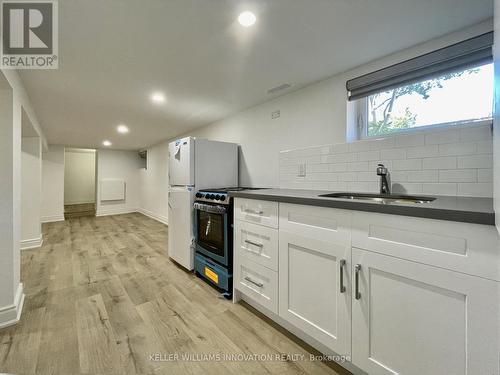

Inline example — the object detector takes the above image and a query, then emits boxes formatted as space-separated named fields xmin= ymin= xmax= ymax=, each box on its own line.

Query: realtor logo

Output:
xmin=1 ymin=0 xmax=58 ymax=69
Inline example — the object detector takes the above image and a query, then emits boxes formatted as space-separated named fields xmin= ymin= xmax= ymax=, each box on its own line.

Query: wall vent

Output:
xmin=267 ymin=83 xmax=291 ymax=95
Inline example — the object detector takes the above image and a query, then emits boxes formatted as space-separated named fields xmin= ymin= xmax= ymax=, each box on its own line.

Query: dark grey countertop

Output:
xmin=229 ymin=188 xmax=495 ymax=225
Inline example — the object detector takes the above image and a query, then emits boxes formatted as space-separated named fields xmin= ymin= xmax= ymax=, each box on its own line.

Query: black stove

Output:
xmin=194 ymin=187 xmax=262 ymax=205
xmin=193 ymin=187 xmax=263 ymax=298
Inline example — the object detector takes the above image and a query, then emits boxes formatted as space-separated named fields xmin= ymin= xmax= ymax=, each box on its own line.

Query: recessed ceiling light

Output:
xmin=117 ymin=124 xmax=129 ymax=134
xmin=238 ymin=11 xmax=256 ymax=27
xmin=151 ymin=92 xmax=166 ymax=104
xmin=102 ymin=140 xmax=112 ymax=147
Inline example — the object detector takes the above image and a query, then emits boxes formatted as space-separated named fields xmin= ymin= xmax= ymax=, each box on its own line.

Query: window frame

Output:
xmin=354 ymin=67 xmax=494 ymax=140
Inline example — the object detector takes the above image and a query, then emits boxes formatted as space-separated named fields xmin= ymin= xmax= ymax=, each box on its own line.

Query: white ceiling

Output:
xmin=20 ymin=0 xmax=493 ymax=150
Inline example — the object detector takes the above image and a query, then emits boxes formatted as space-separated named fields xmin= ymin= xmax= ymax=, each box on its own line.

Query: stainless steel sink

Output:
xmin=318 ymin=192 xmax=436 ymax=204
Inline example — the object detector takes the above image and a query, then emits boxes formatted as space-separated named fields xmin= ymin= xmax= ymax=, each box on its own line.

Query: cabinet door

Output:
xmin=351 ymin=247 xmax=499 ymax=375
xmin=279 ymin=230 xmax=351 ymax=357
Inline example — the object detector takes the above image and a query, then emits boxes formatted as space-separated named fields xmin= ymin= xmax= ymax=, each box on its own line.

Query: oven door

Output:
xmin=194 ymin=202 xmax=229 ymax=266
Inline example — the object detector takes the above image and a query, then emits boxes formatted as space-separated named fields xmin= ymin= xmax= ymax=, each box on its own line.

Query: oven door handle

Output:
xmin=193 ymin=202 xmax=227 ymax=214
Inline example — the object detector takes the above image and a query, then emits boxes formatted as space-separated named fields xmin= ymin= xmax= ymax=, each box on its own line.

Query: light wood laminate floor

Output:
xmin=0 ymin=213 xmax=348 ymax=375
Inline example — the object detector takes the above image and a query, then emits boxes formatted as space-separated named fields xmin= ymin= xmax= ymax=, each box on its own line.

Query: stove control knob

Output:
xmin=219 ymin=195 xmax=226 ymax=201
xmin=208 ymin=194 xmax=214 ymax=200
xmin=196 ymin=192 xmax=202 ymax=198
xmin=215 ymin=194 xmax=221 ymax=200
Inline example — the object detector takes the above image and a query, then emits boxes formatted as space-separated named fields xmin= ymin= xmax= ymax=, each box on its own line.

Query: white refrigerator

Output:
xmin=168 ymin=137 xmax=238 ymax=270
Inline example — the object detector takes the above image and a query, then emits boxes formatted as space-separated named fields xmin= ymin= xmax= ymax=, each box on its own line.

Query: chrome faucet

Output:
xmin=377 ymin=164 xmax=391 ymax=194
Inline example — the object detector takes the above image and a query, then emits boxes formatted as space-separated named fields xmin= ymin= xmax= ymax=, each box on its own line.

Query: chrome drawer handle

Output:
xmin=355 ymin=264 xmax=361 ymax=300
xmin=244 ymin=239 xmax=264 ymax=248
xmin=244 ymin=276 xmax=264 ymax=288
xmin=244 ymin=208 xmax=263 ymax=215
xmin=339 ymin=259 xmax=346 ymax=293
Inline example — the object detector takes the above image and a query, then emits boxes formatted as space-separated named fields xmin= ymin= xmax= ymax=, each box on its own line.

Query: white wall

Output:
xmin=64 ymin=149 xmax=96 ymax=205
xmin=41 ymin=145 xmax=65 ymax=223
xmin=175 ymin=21 xmax=493 ymax=188
xmin=139 ymin=141 xmax=169 ymax=224
xmin=494 ymin=0 xmax=500 ymax=231
xmin=0 ymin=69 xmax=45 ymax=327
xmin=96 ymin=149 xmax=142 ymax=216
xmin=21 ymin=137 xmax=42 ymax=247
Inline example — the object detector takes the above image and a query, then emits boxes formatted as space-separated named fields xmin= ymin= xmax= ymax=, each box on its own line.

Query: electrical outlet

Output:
xmin=271 ymin=110 xmax=280 ymax=119
xmin=298 ymin=163 xmax=306 ymax=177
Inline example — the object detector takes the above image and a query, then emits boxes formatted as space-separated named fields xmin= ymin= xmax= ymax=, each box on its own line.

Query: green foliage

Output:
xmin=367 ymin=68 xmax=480 ymax=137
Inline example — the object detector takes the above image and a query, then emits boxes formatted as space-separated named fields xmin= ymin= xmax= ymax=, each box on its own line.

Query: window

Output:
xmin=346 ymin=32 xmax=494 ymax=140
xmin=361 ymin=63 xmax=493 ymax=138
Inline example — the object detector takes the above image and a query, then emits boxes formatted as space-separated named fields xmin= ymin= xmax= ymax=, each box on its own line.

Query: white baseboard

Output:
xmin=0 ymin=283 xmax=25 ymax=329
xmin=138 ymin=208 xmax=168 ymax=225
xmin=64 ymin=201 xmax=95 ymax=205
xmin=41 ymin=214 xmax=65 ymax=223
xmin=21 ymin=236 xmax=43 ymax=250
xmin=96 ymin=207 xmax=138 ymax=217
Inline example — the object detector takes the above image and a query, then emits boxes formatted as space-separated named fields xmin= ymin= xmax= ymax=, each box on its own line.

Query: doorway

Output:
xmin=64 ymin=148 xmax=97 ymax=219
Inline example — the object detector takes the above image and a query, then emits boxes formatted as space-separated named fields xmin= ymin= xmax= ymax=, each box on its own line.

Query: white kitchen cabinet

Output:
xmin=234 ymin=219 xmax=279 ymax=271
xmin=351 ymin=247 xmax=499 ymax=375
xmin=234 ymin=198 xmax=279 ymax=228
xmin=278 ymin=230 xmax=351 ymax=357
xmin=234 ymin=198 xmax=500 ymax=375
xmin=352 ymin=211 xmax=500 ymax=281
xmin=279 ymin=203 xmax=351 ymax=245
xmin=234 ymin=255 xmax=278 ymax=313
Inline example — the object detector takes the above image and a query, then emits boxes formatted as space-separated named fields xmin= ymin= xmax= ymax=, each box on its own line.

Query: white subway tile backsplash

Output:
xmin=394 ymin=133 xmax=425 ymax=148
xmin=476 ymin=140 xmax=493 ymax=154
xmin=460 ymin=124 xmax=492 ymax=142
xmin=357 ymin=150 xmax=380 ymax=161
xmin=337 ymin=172 xmax=357 ymax=182
xmin=331 ymin=143 xmax=349 ymax=154
xmin=369 ymin=137 xmax=395 ymax=150
xmin=279 ymin=125 xmax=492 ymax=197
xmin=422 ymin=183 xmax=458 ymax=196
xmin=348 ymin=140 xmax=371 ymax=152
xmin=477 ymin=168 xmax=493 ymax=183
xmin=356 ymin=172 xmax=379 ymax=182
xmin=324 ymin=153 xmax=356 ymax=164
xmin=348 ymin=182 xmax=377 ymax=193
xmin=380 ymin=148 xmax=406 ymax=160
xmin=422 ymin=157 xmax=456 ymax=170
xmin=312 ymin=182 xmax=330 ymax=190
xmin=438 ymin=142 xmax=476 ymax=156
xmin=425 ymin=129 xmax=459 ymax=145
xmin=348 ymin=161 xmax=369 ymax=172
xmin=389 ymin=171 xmax=409 ymax=182
xmin=329 ymin=163 xmax=348 ymax=172
xmin=457 ymin=155 xmax=493 ymax=169
xmin=439 ymin=169 xmax=477 ymax=183
xmin=329 ymin=182 xmax=348 ymax=191
xmin=406 ymin=145 xmax=439 ymax=159
xmin=457 ymin=183 xmax=493 ymax=197
xmin=407 ymin=170 xmax=438 ymax=183
xmin=307 ymin=164 xmax=329 ymax=173
xmin=392 ymin=159 xmax=422 ymax=171
xmin=392 ymin=183 xmax=423 ymax=194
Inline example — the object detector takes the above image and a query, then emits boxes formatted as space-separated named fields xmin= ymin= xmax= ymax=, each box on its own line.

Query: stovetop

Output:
xmin=195 ymin=187 xmax=265 ymax=205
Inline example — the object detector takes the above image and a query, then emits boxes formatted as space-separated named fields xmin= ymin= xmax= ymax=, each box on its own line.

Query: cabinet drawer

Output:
xmin=352 ymin=211 xmax=500 ymax=281
xmin=234 ymin=220 xmax=278 ymax=271
xmin=234 ymin=256 xmax=278 ymax=314
xmin=279 ymin=203 xmax=351 ymax=245
xmin=234 ymin=198 xmax=278 ymax=228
